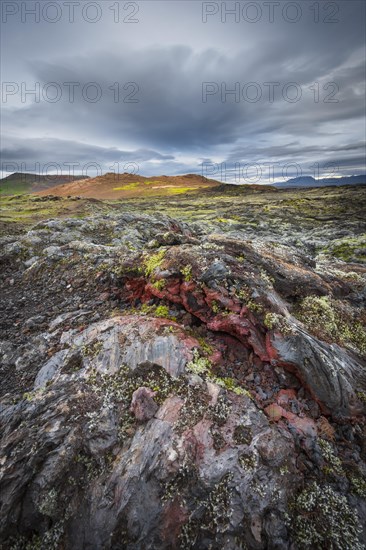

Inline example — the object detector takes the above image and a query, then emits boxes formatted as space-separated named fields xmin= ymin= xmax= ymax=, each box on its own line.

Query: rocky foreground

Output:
xmin=0 ymin=186 xmax=366 ymax=549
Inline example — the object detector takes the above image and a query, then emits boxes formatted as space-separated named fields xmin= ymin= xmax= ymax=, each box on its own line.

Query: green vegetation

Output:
xmin=151 ymin=279 xmax=166 ymax=291
xmin=186 ymin=349 xmax=211 ymax=376
xmin=81 ymin=341 xmax=103 ymax=359
xmin=179 ymin=473 xmax=234 ymax=546
xmin=139 ymin=303 xmax=174 ymax=320
xmin=113 ymin=182 xmax=140 ymax=191
xmin=350 ymin=476 xmax=366 ymax=498
xmin=211 ymin=300 xmax=219 ymax=314
xmin=286 ymin=482 xmax=363 ymax=549
xmin=264 ymin=312 xmax=293 ymax=335
xmin=143 ymin=249 xmax=166 ymax=277
xmin=196 ymin=336 xmax=213 ymax=355
xmin=239 ymin=453 xmax=256 ymax=470
xmin=181 ymin=264 xmax=192 ymax=282
xmin=167 ymin=186 xmax=197 ymax=195
xmin=326 ymin=234 xmax=366 ymax=263
xmin=186 ymin=350 xmax=251 ymax=397
xmin=154 ymin=305 xmax=170 ymax=318
xmin=318 ymin=438 xmax=343 ymax=476
xmin=295 ymin=295 xmax=366 ymax=356
xmin=213 ymin=377 xmax=250 ymax=396
xmin=0 ymin=180 xmax=30 ymax=196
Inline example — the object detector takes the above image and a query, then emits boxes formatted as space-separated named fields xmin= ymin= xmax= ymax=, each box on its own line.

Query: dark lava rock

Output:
xmin=130 ymin=387 xmax=158 ymax=421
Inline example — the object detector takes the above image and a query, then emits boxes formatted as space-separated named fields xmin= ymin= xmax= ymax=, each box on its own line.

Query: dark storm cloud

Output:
xmin=1 ymin=0 xmax=365 ymax=180
xmin=1 ymin=137 xmax=175 ymax=175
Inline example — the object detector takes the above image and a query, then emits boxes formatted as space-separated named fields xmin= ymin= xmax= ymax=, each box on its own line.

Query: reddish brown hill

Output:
xmin=36 ymin=172 xmax=222 ymax=199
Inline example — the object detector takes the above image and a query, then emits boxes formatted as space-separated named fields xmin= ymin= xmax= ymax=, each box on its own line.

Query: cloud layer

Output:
xmin=1 ymin=0 xmax=365 ymax=182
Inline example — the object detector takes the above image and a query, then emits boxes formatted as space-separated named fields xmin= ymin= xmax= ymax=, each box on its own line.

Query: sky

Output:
xmin=1 ymin=0 xmax=365 ymax=183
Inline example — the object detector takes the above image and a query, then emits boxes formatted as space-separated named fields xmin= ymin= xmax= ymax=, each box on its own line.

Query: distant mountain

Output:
xmin=35 ymin=172 xmax=221 ymax=199
xmin=0 ymin=173 xmax=89 ymax=196
xmin=2 ymin=171 xmax=365 ymax=198
xmin=274 ymin=175 xmax=366 ymax=188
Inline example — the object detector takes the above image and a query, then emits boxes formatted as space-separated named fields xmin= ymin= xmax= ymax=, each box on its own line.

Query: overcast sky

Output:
xmin=1 ymin=0 xmax=365 ymax=182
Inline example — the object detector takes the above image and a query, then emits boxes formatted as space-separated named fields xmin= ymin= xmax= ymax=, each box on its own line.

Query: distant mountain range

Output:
xmin=273 ymin=175 xmax=366 ymax=188
xmin=0 ymin=172 xmax=89 ymax=196
xmin=1 ymin=172 xmax=365 ymax=198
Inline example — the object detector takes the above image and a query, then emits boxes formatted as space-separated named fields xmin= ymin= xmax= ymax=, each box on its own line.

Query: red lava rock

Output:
xmin=125 ymin=277 xmax=146 ymax=301
xmin=204 ymin=287 xmax=240 ymax=314
xmin=264 ymin=403 xmax=284 ymax=422
xmin=130 ymin=387 xmax=158 ymax=422
xmin=146 ymin=277 xmax=270 ymax=363
xmin=155 ymin=396 xmax=183 ymax=424
xmin=276 ymin=389 xmax=297 ymax=405
xmin=160 ymin=498 xmax=189 ymax=546
xmin=209 ymin=349 xmax=223 ymax=365
xmin=286 ymin=415 xmax=317 ymax=438
xmin=207 ymin=314 xmax=269 ymax=361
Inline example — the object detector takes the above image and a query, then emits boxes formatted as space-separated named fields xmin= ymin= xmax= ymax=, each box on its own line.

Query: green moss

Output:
xmin=286 ymin=482 xmax=363 ymax=549
xmin=151 ymin=279 xmax=166 ymax=291
xmin=125 ymin=240 xmax=136 ymax=251
xmin=295 ymin=295 xmax=366 ymax=356
xmin=196 ymin=336 xmax=213 ymax=355
xmin=179 ymin=473 xmax=234 ymax=547
xmin=154 ymin=305 xmax=170 ymax=317
xmin=187 ymin=350 xmax=251 ymax=398
xmin=356 ymin=390 xmax=366 ymax=403
xmin=211 ymin=300 xmax=219 ymax=314
xmin=110 ymin=263 xmax=143 ymax=277
xmin=186 ymin=349 xmax=211 ymax=376
xmin=216 ymin=217 xmax=231 ymax=223
xmin=264 ymin=312 xmax=293 ymax=335
xmin=327 ymin=234 xmax=366 ymax=262
xmin=260 ymin=269 xmax=275 ymax=286
xmin=350 ymin=475 xmax=366 ymax=498
xmin=144 ymin=180 xmax=162 ymax=185
xmin=113 ymin=182 xmax=140 ymax=191
xmin=213 ymin=376 xmax=252 ymax=398
xmin=318 ymin=438 xmax=344 ymax=476
xmin=81 ymin=340 xmax=103 ymax=359
xmin=239 ymin=453 xmax=256 ymax=471
xmin=139 ymin=302 xmax=175 ymax=320
xmin=247 ymin=300 xmax=264 ymax=313
xmin=297 ymin=296 xmax=337 ymax=337
xmin=22 ymin=388 xmax=45 ymax=402
xmin=233 ymin=425 xmax=252 ymax=445
xmin=264 ymin=312 xmax=278 ymax=329
xmin=38 ymin=488 xmax=58 ymax=517
xmin=235 ymin=286 xmax=251 ymax=301
xmin=143 ymin=249 xmax=166 ymax=277
xmin=167 ymin=187 xmax=197 ymax=195
xmin=181 ymin=264 xmax=192 ymax=282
